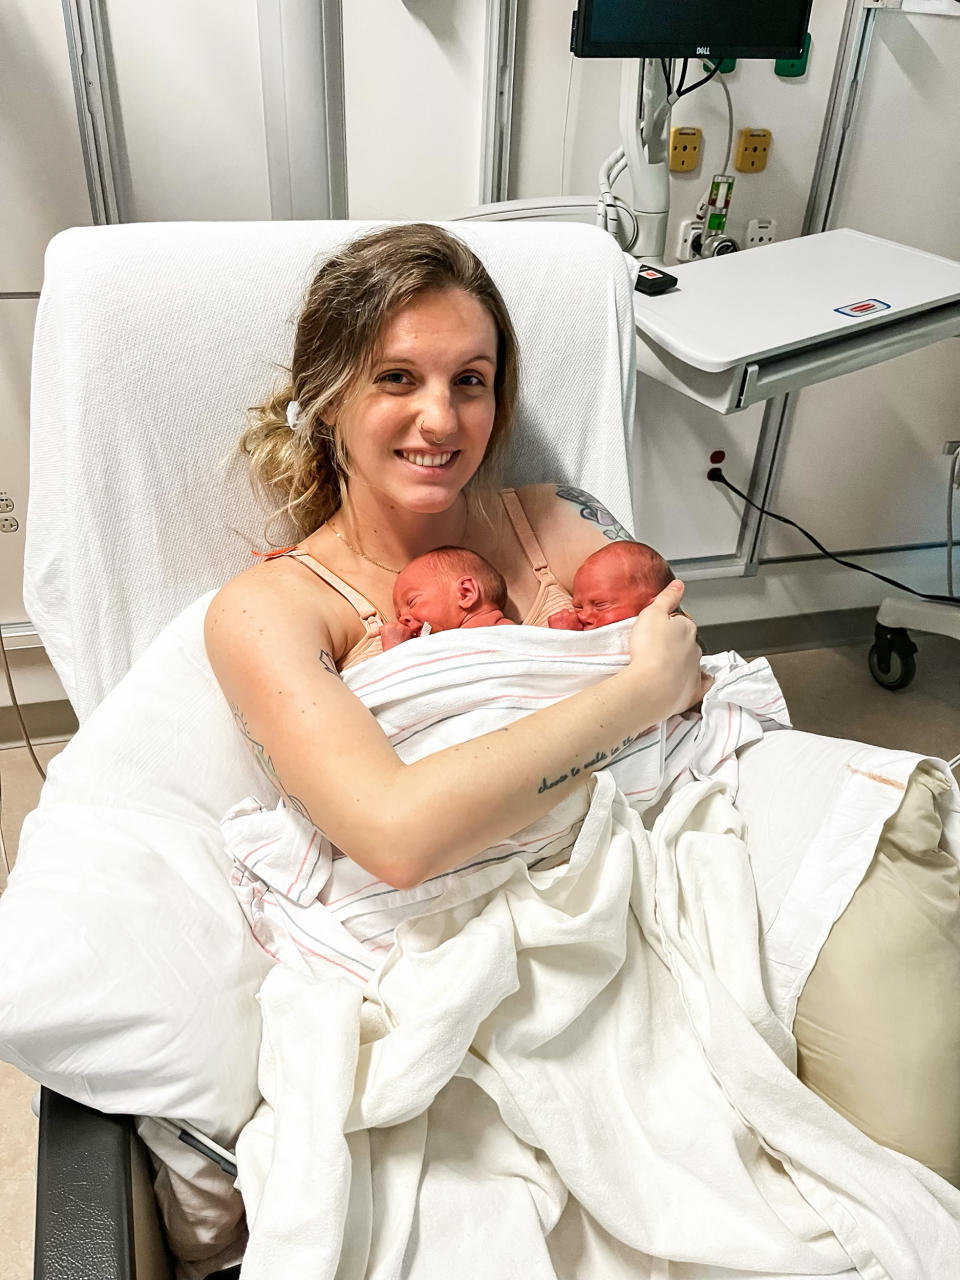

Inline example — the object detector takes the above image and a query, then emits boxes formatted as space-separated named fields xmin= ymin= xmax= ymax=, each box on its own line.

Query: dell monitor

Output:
xmin=570 ymin=0 xmax=812 ymax=61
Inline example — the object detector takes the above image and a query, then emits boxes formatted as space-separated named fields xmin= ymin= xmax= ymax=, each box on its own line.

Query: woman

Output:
xmin=204 ymin=223 xmax=705 ymax=890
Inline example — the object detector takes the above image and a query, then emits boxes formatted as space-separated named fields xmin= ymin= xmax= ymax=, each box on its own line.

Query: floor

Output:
xmin=0 ymin=635 xmax=957 ymax=1279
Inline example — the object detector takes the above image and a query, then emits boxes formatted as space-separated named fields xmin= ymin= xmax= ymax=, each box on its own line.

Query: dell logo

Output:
xmin=697 ymin=46 xmax=710 ymax=55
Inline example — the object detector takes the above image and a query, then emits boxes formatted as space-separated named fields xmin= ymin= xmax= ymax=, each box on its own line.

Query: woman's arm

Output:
xmin=205 ymin=572 xmax=700 ymax=890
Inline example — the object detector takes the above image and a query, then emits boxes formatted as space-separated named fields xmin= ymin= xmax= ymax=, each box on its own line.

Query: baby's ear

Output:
xmin=457 ymin=576 xmax=481 ymax=609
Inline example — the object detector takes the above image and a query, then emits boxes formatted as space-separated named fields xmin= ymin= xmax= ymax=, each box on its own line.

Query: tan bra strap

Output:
xmin=500 ymin=487 xmax=555 ymax=581
xmin=285 ymin=551 xmax=384 ymax=632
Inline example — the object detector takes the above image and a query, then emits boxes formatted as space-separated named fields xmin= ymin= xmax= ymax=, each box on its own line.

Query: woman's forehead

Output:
xmin=378 ymin=289 xmax=497 ymax=360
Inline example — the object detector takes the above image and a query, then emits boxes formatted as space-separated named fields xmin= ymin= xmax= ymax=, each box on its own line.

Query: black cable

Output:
xmin=659 ymin=58 xmax=672 ymax=95
xmin=677 ymin=60 xmax=720 ymax=99
xmin=676 ymin=58 xmax=688 ymax=96
xmin=707 ymin=468 xmax=960 ymax=607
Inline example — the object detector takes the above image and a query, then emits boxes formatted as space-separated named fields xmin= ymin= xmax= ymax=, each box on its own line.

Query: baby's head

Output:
xmin=572 ymin=542 xmax=674 ymax=630
xmin=393 ymin=546 xmax=508 ymax=632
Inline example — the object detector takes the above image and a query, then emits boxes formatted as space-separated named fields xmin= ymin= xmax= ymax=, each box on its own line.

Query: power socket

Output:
xmin=676 ymin=218 xmax=703 ymax=262
xmin=0 ymin=516 xmax=19 ymax=533
xmin=745 ymin=218 xmax=777 ymax=248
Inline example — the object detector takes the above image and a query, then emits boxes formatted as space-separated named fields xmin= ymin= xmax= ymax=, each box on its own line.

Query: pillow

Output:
xmin=795 ymin=761 xmax=960 ymax=1187
xmin=0 ymin=593 xmax=276 ymax=1262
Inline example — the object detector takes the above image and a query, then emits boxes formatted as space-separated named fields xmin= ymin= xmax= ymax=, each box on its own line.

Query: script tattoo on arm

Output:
xmin=536 ymin=732 xmax=644 ymax=795
xmin=555 ymin=486 xmax=633 ymax=542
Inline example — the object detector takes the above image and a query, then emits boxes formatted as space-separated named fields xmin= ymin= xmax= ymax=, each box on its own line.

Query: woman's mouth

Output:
xmin=396 ymin=450 xmax=459 ymax=471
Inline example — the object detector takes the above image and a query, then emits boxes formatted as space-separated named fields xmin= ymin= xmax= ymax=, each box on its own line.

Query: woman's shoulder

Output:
xmin=205 ymin=554 xmax=345 ymax=662
xmin=511 ymin=483 xmax=635 ymax=588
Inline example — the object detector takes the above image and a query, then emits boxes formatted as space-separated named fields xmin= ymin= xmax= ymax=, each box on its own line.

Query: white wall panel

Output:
xmin=765 ymin=10 xmax=960 ymax=559
xmin=342 ymin=0 xmax=486 ymax=219
xmin=0 ymin=0 xmax=92 ymax=290
xmin=0 ymin=299 xmax=36 ymax=626
xmin=103 ymin=0 xmax=272 ymax=220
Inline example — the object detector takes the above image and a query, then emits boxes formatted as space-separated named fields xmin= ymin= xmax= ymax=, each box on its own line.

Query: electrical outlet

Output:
xmin=0 ymin=516 xmax=19 ymax=533
xmin=0 ymin=496 xmax=13 ymax=513
xmin=676 ymin=218 xmax=703 ymax=262
xmin=735 ymin=128 xmax=772 ymax=173
xmin=669 ymin=126 xmax=702 ymax=173
xmin=745 ymin=218 xmax=777 ymax=248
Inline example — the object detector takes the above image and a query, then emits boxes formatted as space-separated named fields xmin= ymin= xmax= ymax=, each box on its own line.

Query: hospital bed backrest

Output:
xmin=24 ymin=220 xmax=639 ymax=722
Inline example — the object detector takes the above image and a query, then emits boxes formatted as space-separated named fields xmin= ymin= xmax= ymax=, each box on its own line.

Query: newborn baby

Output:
xmin=380 ymin=546 xmax=516 ymax=650
xmin=549 ymin=541 xmax=674 ymax=631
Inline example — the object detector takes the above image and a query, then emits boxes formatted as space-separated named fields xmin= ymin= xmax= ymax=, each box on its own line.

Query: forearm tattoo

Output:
xmin=229 ymin=650 xmax=339 ymax=823
xmin=537 ymin=732 xmax=643 ymax=794
xmin=555 ymin=486 xmax=633 ymax=542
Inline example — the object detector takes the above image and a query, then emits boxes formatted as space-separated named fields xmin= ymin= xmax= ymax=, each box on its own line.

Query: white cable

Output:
xmin=717 ymin=71 xmax=734 ymax=174
xmin=947 ymin=752 xmax=960 ymax=771
xmin=597 ymin=146 xmax=625 ymax=237
xmin=947 ymin=448 xmax=958 ymax=597
xmin=560 ymin=55 xmax=576 ymax=196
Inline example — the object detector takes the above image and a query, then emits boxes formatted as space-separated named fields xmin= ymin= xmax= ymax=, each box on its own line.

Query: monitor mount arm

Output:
xmin=618 ymin=59 xmax=672 ymax=264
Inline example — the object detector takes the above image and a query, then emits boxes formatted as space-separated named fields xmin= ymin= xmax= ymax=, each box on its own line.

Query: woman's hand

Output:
xmin=626 ymin=580 xmax=703 ymax=719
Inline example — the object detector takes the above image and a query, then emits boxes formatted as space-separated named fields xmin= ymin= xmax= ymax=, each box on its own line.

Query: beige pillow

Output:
xmin=795 ymin=762 xmax=960 ymax=1186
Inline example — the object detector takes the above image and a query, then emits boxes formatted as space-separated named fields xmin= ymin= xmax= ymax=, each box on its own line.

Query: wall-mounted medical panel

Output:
xmin=1 ymin=0 xmax=91 ymax=290
xmin=765 ymin=10 xmax=960 ymax=559
xmin=0 ymin=299 xmax=37 ymax=627
xmin=342 ymin=0 xmax=487 ymax=219
xmin=101 ymin=0 xmax=272 ymax=221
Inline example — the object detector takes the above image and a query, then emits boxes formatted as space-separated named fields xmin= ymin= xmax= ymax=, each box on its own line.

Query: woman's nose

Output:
xmin=417 ymin=389 xmax=457 ymax=442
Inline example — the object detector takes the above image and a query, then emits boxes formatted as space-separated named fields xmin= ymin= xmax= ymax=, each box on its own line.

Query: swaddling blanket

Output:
xmin=235 ymin=773 xmax=960 ymax=1279
xmin=221 ymin=623 xmax=789 ymax=986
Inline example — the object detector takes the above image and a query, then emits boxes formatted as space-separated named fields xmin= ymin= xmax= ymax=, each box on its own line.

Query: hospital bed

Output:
xmin=8 ymin=219 xmax=958 ymax=1278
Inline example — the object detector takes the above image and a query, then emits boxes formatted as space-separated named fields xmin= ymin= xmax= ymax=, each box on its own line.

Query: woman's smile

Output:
xmin=395 ymin=449 xmax=460 ymax=471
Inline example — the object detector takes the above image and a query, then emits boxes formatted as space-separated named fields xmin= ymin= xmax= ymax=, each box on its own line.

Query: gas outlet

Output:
xmin=669 ymin=126 xmax=702 ymax=173
xmin=0 ymin=516 xmax=19 ymax=533
xmin=735 ymin=128 xmax=772 ymax=173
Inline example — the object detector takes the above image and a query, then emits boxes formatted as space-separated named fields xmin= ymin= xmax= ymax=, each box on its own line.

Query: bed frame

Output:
xmin=34 ymin=1088 xmax=240 ymax=1280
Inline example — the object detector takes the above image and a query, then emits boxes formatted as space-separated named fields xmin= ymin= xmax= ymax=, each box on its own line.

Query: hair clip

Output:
xmin=286 ymin=399 xmax=300 ymax=430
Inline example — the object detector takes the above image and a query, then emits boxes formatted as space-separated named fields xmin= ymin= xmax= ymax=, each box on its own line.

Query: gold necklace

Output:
xmin=328 ymin=518 xmax=403 ymax=574
xmin=329 ymin=501 xmax=469 ymax=576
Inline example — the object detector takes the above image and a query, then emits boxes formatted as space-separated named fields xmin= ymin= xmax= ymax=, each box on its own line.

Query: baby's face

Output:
xmin=571 ymin=559 xmax=656 ymax=630
xmin=393 ymin=562 xmax=465 ymax=632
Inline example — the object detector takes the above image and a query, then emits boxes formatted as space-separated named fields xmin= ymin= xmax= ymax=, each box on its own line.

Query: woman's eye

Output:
xmin=457 ymin=373 xmax=486 ymax=387
xmin=377 ymin=370 xmax=410 ymax=385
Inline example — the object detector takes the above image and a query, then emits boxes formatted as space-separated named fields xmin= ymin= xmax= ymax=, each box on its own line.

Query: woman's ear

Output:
xmin=457 ymin=576 xmax=481 ymax=610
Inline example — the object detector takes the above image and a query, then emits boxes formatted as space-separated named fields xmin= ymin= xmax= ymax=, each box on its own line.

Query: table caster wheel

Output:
xmin=869 ymin=624 xmax=917 ymax=691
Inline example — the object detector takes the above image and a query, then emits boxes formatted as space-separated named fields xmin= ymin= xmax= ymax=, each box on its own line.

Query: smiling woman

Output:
xmin=206 ymin=222 xmax=703 ymax=893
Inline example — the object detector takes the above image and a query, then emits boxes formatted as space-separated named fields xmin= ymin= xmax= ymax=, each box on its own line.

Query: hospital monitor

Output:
xmin=570 ymin=0 xmax=813 ymax=60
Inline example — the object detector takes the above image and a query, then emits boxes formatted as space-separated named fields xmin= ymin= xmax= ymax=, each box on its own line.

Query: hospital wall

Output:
xmin=2 ymin=0 xmax=958 ymax=722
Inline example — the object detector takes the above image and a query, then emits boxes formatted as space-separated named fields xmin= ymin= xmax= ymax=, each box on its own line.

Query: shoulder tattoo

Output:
xmin=555 ymin=486 xmax=633 ymax=542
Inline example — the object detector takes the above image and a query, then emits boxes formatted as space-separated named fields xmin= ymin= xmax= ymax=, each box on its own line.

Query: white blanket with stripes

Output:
xmin=220 ymin=622 xmax=789 ymax=987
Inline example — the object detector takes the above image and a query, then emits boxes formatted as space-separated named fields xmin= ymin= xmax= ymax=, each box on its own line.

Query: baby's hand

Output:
xmin=547 ymin=609 xmax=583 ymax=630
xmin=380 ymin=622 xmax=420 ymax=650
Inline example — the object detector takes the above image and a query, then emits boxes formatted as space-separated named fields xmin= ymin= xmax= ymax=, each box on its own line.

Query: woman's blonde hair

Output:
xmin=241 ymin=223 xmax=520 ymax=542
